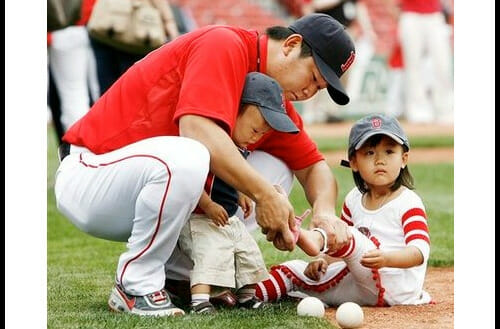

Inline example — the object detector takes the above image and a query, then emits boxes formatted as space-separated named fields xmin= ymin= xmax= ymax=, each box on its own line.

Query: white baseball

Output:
xmin=335 ymin=302 xmax=364 ymax=328
xmin=296 ymin=296 xmax=325 ymax=317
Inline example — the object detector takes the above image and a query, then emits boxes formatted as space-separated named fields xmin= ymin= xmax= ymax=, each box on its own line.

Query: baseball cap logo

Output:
xmin=341 ymin=51 xmax=355 ymax=73
xmin=371 ymin=118 xmax=382 ymax=128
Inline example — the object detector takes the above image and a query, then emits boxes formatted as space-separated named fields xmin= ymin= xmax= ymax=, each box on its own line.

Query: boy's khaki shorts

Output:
xmin=179 ymin=214 xmax=269 ymax=289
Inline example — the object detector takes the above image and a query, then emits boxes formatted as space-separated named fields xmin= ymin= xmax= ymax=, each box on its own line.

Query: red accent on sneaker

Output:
xmin=150 ymin=291 xmax=167 ymax=303
xmin=116 ymin=286 xmax=136 ymax=310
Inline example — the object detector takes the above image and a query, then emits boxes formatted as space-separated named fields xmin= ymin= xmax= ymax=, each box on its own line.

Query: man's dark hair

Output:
xmin=349 ymin=134 xmax=414 ymax=194
xmin=266 ymin=26 xmax=312 ymax=58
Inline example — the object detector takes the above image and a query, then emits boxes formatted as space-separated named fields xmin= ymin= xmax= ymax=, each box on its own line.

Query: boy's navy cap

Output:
xmin=288 ymin=13 xmax=356 ymax=105
xmin=348 ymin=114 xmax=410 ymax=156
xmin=241 ymin=72 xmax=299 ymax=134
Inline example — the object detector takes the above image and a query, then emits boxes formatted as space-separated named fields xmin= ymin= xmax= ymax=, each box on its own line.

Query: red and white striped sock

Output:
xmin=255 ymin=268 xmax=292 ymax=302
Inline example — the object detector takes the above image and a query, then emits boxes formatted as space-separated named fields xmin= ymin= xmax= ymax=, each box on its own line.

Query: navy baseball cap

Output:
xmin=241 ymin=72 xmax=299 ymax=134
xmin=289 ymin=14 xmax=356 ymax=105
xmin=348 ymin=114 xmax=410 ymax=156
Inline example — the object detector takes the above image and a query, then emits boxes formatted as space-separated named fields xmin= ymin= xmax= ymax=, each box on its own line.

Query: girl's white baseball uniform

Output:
xmin=256 ymin=187 xmax=432 ymax=306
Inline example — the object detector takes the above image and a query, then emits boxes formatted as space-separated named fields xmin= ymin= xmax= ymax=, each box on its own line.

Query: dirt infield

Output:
xmin=325 ymin=267 xmax=454 ymax=329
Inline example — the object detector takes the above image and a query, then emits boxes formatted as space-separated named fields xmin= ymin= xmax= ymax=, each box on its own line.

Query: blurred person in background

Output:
xmin=385 ymin=40 xmax=405 ymax=119
xmin=299 ymin=0 xmax=377 ymax=123
xmin=47 ymin=0 xmax=100 ymax=143
xmin=396 ymin=0 xmax=454 ymax=124
xmin=89 ymin=0 xmax=181 ymax=95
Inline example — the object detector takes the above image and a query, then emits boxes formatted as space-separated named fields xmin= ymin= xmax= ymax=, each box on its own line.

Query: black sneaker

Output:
xmin=190 ymin=301 xmax=217 ymax=314
xmin=238 ymin=296 xmax=269 ymax=310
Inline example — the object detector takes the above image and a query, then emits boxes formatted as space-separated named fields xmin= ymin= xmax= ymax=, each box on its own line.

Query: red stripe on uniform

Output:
xmin=343 ymin=237 xmax=355 ymax=257
xmin=79 ymin=154 xmax=173 ymax=288
xmin=272 ymin=265 xmax=350 ymax=293
xmin=405 ymin=234 xmax=430 ymax=245
xmin=340 ymin=214 xmax=354 ymax=226
xmin=270 ymin=269 xmax=287 ymax=298
xmin=370 ymin=236 xmax=381 ymax=248
xmin=341 ymin=203 xmax=354 ymax=225
xmin=403 ymin=221 xmax=429 ymax=234
xmin=401 ymin=208 xmax=427 ymax=225
xmin=343 ymin=203 xmax=352 ymax=217
xmin=330 ymin=238 xmax=355 ymax=258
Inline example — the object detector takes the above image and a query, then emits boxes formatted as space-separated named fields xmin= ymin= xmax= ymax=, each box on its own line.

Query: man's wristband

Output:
xmin=312 ymin=228 xmax=329 ymax=253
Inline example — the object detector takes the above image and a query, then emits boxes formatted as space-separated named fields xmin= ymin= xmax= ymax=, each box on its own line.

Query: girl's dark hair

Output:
xmin=350 ymin=135 xmax=414 ymax=194
xmin=265 ymin=26 xmax=312 ymax=58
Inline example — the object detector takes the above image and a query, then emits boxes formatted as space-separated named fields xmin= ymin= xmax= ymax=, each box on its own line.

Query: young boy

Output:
xmin=177 ymin=72 xmax=300 ymax=314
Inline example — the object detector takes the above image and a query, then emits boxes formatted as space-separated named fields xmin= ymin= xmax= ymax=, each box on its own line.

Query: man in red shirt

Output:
xmin=55 ymin=13 xmax=356 ymax=316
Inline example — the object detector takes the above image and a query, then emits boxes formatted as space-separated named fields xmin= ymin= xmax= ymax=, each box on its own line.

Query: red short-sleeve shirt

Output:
xmin=63 ymin=25 xmax=323 ymax=170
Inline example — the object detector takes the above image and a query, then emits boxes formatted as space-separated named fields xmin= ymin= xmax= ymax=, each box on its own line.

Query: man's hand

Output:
xmin=311 ymin=214 xmax=352 ymax=254
xmin=255 ymin=188 xmax=296 ymax=251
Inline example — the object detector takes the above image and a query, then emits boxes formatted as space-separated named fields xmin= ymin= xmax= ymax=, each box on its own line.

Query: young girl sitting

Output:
xmin=255 ymin=114 xmax=432 ymax=306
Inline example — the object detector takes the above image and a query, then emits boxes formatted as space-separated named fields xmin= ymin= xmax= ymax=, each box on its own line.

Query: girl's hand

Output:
xmin=304 ymin=258 xmax=328 ymax=281
xmin=205 ymin=202 xmax=229 ymax=227
xmin=360 ymin=249 xmax=387 ymax=269
xmin=238 ymin=192 xmax=253 ymax=218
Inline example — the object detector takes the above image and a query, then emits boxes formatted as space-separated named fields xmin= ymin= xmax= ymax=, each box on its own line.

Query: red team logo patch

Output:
xmin=341 ymin=51 xmax=355 ymax=72
xmin=371 ymin=118 xmax=382 ymax=129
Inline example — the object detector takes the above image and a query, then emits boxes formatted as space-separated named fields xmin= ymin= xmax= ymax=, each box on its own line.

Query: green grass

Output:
xmin=47 ymin=126 xmax=453 ymax=328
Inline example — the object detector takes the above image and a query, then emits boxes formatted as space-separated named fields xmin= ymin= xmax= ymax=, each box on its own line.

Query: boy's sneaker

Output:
xmin=190 ymin=301 xmax=216 ymax=314
xmin=238 ymin=296 xmax=269 ymax=310
xmin=108 ymin=284 xmax=185 ymax=316
xmin=209 ymin=289 xmax=238 ymax=308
